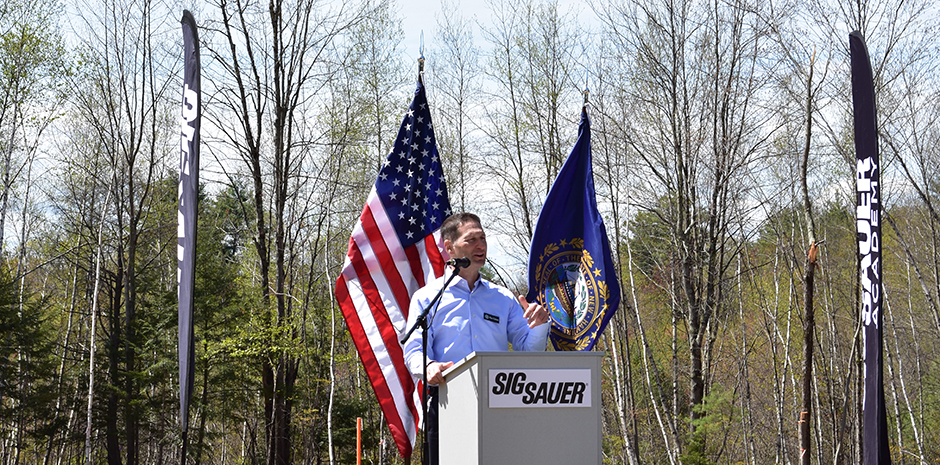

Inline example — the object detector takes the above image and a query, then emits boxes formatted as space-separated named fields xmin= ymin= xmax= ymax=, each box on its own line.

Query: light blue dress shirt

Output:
xmin=403 ymin=273 xmax=549 ymax=378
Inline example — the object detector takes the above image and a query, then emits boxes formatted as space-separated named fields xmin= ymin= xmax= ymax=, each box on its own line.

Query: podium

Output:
xmin=439 ymin=351 xmax=603 ymax=464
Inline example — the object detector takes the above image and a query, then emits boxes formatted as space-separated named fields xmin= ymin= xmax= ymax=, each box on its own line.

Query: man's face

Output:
xmin=445 ymin=220 xmax=487 ymax=271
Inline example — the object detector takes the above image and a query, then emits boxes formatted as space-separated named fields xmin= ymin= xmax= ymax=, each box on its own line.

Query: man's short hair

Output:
xmin=440 ymin=213 xmax=482 ymax=243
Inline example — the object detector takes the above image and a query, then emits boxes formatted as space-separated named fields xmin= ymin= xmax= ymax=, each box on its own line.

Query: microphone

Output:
xmin=446 ymin=257 xmax=471 ymax=269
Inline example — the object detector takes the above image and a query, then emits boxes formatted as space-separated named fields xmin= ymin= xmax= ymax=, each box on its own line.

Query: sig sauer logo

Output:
xmin=488 ymin=369 xmax=591 ymax=408
xmin=491 ymin=372 xmax=586 ymax=405
xmin=534 ymin=238 xmax=611 ymax=350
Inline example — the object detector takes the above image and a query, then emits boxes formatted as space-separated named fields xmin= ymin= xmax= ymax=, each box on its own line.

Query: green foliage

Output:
xmin=627 ymin=205 xmax=675 ymax=279
xmin=680 ymin=386 xmax=733 ymax=465
xmin=2 ymin=0 xmax=939 ymax=463
xmin=0 ymin=266 xmax=62 ymax=446
xmin=325 ymin=391 xmax=381 ymax=464
xmin=0 ymin=270 xmax=17 ymax=392
xmin=192 ymin=188 xmax=258 ymax=393
xmin=921 ymin=358 xmax=940 ymax=459
xmin=0 ymin=0 xmax=70 ymax=128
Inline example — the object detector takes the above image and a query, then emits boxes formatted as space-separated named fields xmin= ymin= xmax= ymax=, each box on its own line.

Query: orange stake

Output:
xmin=356 ymin=417 xmax=362 ymax=465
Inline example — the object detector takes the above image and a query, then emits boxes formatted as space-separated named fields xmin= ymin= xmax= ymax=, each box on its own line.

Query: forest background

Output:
xmin=1 ymin=0 xmax=939 ymax=463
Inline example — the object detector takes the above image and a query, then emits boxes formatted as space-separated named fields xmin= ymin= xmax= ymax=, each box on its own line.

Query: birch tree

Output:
xmin=595 ymin=0 xmax=779 ymax=461
xmin=69 ymin=0 xmax=178 ymax=462
xmin=430 ymin=0 xmax=481 ymax=214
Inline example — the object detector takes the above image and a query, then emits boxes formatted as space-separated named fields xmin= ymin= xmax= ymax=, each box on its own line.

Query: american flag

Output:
xmin=335 ymin=74 xmax=451 ymax=458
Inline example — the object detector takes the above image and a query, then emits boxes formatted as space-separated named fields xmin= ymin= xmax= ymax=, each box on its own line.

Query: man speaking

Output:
xmin=403 ymin=212 xmax=550 ymax=464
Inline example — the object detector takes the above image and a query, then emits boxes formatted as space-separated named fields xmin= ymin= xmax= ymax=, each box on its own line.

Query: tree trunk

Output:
xmin=328 ymin=286 xmax=337 ymax=465
xmin=799 ymin=48 xmax=817 ymax=465
xmin=46 ymin=262 xmax=80 ymax=465
xmin=800 ymin=245 xmax=816 ymax=465
xmin=107 ymin=255 xmax=124 ymax=465
xmin=626 ymin=228 xmax=677 ymax=465
xmin=0 ymin=118 xmax=19 ymax=259
xmin=85 ymin=187 xmax=112 ymax=465
xmin=195 ymin=339 xmax=211 ymax=465
xmin=124 ymin=192 xmax=138 ymax=465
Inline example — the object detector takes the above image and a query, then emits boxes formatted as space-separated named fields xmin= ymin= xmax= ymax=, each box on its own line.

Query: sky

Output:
xmin=398 ymin=0 xmax=486 ymax=62
xmin=397 ymin=0 xmax=595 ymax=67
xmin=394 ymin=0 xmax=597 ymax=284
xmin=399 ymin=0 xmax=460 ymax=63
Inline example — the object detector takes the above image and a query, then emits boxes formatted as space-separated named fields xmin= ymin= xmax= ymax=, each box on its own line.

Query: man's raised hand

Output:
xmin=518 ymin=295 xmax=550 ymax=328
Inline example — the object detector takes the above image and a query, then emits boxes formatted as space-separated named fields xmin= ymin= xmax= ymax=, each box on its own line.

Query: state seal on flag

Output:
xmin=533 ymin=238 xmax=610 ymax=350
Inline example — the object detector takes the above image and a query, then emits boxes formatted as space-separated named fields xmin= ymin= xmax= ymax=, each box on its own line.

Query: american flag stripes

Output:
xmin=335 ymin=75 xmax=451 ymax=458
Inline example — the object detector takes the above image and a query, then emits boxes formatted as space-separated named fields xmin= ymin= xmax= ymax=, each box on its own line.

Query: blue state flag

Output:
xmin=526 ymin=105 xmax=620 ymax=351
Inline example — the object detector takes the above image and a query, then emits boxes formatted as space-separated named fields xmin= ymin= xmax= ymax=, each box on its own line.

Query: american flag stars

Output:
xmin=335 ymin=75 xmax=453 ymax=458
xmin=374 ymin=81 xmax=451 ymax=248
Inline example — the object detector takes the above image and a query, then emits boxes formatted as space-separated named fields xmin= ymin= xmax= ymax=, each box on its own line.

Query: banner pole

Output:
xmin=178 ymin=10 xmax=201 ymax=462
xmin=850 ymin=30 xmax=891 ymax=465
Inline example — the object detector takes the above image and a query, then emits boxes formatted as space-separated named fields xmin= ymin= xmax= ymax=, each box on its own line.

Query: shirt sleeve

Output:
xmin=403 ymin=290 xmax=431 ymax=378
xmin=505 ymin=290 xmax=549 ymax=352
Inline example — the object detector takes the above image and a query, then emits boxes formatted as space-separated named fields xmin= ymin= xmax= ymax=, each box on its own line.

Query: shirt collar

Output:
xmin=450 ymin=272 xmax=485 ymax=292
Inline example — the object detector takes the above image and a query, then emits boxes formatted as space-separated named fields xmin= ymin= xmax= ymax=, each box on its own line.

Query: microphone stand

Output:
xmin=400 ymin=265 xmax=463 ymax=465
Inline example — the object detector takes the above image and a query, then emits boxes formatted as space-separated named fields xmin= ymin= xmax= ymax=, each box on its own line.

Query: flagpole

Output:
xmin=572 ymin=88 xmax=590 ymax=346
xmin=419 ymin=31 xmax=425 ymax=77
xmin=410 ymin=46 xmax=433 ymax=465
xmin=526 ymin=81 xmax=621 ymax=352
xmin=335 ymin=41 xmax=452 ymax=460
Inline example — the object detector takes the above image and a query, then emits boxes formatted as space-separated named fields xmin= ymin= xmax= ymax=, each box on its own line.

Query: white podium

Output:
xmin=438 ymin=351 xmax=603 ymax=465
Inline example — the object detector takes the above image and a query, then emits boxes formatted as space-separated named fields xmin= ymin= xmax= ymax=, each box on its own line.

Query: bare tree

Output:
xmin=205 ymin=0 xmax=374 ymax=462
xmin=478 ymin=0 xmax=581 ymax=265
xmin=430 ymin=0 xmax=482 ymax=214
xmin=67 ymin=0 xmax=179 ymax=462
xmin=591 ymin=30 xmax=648 ymax=464
xmin=594 ymin=0 xmax=779 ymax=461
xmin=0 ymin=0 xmax=67 ymax=262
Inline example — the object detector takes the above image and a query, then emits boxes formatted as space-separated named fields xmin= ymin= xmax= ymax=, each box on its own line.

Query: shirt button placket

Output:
xmin=468 ymin=288 xmax=478 ymax=341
